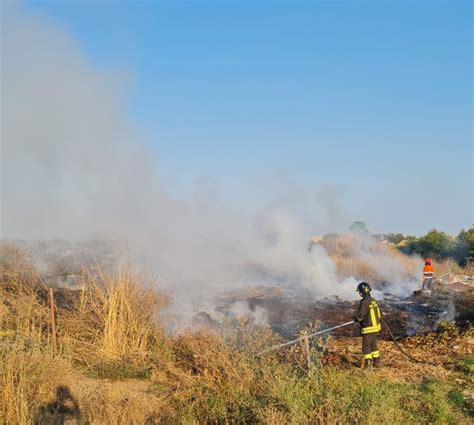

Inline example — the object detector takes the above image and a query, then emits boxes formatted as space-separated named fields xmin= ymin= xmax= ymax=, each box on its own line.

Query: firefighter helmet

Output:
xmin=357 ymin=282 xmax=371 ymax=294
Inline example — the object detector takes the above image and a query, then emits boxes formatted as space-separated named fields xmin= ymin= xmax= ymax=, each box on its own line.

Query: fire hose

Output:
xmin=258 ymin=321 xmax=354 ymax=356
xmin=381 ymin=319 xmax=433 ymax=365
xmin=259 ymin=319 xmax=433 ymax=365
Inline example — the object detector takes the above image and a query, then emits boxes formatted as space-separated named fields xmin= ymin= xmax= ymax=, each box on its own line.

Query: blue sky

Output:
xmin=20 ymin=1 xmax=473 ymax=234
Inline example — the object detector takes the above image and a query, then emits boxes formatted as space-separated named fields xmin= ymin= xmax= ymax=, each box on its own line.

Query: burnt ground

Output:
xmin=214 ymin=282 xmax=474 ymax=340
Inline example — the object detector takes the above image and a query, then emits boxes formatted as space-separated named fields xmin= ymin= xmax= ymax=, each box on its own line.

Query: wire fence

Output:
xmin=261 ymin=320 xmax=353 ymax=356
xmin=218 ymin=312 xmax=352 ymax=377
xmin=266 ymin=319 xmax=353 ymax=379
xmin=272 ymin=318 xmax=320 ymax=341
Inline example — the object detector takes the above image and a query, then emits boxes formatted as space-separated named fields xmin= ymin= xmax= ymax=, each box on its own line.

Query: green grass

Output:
xmin=2 ymin=254 xmax=472 ymax=424
xmin=457 ymin=356 xmax=474 ymax=375
xmin=162 ymin=366 xmax=469 ymax=424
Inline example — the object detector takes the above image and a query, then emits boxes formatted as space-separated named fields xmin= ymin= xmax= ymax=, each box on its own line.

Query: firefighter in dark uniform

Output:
xmin=354 ymin=282 xmax=381 ymax=368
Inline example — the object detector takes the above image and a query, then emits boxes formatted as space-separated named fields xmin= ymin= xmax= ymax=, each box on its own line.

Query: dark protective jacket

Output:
xmin=355 ymin=295 xmax=381 ymax=334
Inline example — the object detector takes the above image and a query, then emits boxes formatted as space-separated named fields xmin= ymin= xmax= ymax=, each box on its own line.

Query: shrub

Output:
xmin=452 ymin=228 xmax=474 ymax=266
xmin=0 ymin=250 xmax=471 ymax=424
xmin=397 ymin=227 xmax=474 ymax=267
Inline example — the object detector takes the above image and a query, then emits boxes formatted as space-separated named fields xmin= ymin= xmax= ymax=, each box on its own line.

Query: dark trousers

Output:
xmin=422 ymin=278 xmax=433 ymax=291
xmin=362 ymin=333 xmax=379 ymax=359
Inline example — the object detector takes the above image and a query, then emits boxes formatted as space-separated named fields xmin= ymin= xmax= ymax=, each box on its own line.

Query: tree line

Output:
xmin=387 ymin=228 xmax=474 ymax=266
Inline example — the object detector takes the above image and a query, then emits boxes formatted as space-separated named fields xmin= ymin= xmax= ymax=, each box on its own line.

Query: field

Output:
xmin=3 ymin=1 xmax=472 ymax=423
xmin=0 ymin=243 xmax=473 ymax=424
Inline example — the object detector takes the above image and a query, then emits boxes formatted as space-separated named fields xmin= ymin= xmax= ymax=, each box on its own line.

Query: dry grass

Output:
xmin=435 ymin=258 xmax=474 ymax=278
xmin=320 ymin=234 xmax=420 ymax=284
xmin=319 ymin=234 xmax=474 ymax=285
xmin=0 ymin=244 xmax=472 ymax=424
xmin=59 ymin=266 xmax=170 ymax=370
xmin=0 ymin=243 xmax=37 ymax=285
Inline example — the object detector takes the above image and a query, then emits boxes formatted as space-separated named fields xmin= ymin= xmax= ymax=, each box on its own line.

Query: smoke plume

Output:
xmin=1 ymin=5 xmax=418 ymax=322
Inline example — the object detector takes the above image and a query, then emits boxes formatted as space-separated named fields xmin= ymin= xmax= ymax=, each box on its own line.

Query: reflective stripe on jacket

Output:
xmin=355 ymin=295 xmax=381 ymax=335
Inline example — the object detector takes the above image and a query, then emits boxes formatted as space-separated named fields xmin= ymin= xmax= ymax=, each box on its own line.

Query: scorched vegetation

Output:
xmin=0 ymin=244 xmax=472 ymax=424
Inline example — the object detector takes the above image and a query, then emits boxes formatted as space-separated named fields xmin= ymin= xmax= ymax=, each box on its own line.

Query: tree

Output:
xmin=349 ymin=221 xmax=369 ymax=235
xmin=386 ymin=233 xmax=405 ymax=245
xmin=452 ymin=227 xmax=474 ymax=266
xmin=398 ymin=235 xmax=420 ymax=255
xmin=416 ymin=229 xmax=451 ymax=259
xmin=395 ymin=227 xmax=474 ymax=266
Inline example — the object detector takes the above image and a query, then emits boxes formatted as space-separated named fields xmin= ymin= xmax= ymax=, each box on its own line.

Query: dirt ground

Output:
xmin=324 ymin=330 xmax=473 ymax=384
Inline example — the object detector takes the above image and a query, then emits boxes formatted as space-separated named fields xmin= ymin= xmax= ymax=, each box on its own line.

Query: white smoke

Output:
xmin=228 ymin=301 xmax=269 ymax=326
xmin=350 ymin=233 xmax=422 ymax=295
xmin=1 ymin=5 xmax=413 ymax=324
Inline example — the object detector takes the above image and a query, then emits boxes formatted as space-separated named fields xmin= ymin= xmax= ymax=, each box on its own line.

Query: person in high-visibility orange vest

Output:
xmin=422 ymin=258 xmax=434 ymax=291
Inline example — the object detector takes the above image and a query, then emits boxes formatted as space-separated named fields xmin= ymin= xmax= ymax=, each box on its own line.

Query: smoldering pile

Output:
xmin=3 ymin=239 xmax=472 ymax=341
xmin=198 ymin=281 xmax=473 ymax=339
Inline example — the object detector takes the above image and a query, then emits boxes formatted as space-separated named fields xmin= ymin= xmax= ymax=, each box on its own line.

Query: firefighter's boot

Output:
xmin=373 ymin=357 xmax=380 ymax=368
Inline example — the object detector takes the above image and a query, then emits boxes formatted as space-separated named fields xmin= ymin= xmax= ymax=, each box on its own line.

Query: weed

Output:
xmin=0 ymin=248 xmax=472 ymax=424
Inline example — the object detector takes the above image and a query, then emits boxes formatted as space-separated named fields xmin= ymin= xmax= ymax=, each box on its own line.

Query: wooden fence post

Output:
xmin=304 ymin=335 xmax=311 ymax=375
xmin=49 ymin=287 xmax=57 ymax=355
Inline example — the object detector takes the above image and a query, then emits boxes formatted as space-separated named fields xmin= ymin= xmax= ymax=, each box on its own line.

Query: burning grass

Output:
xmin=0 ymin=246 xmax=472 ymax=423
